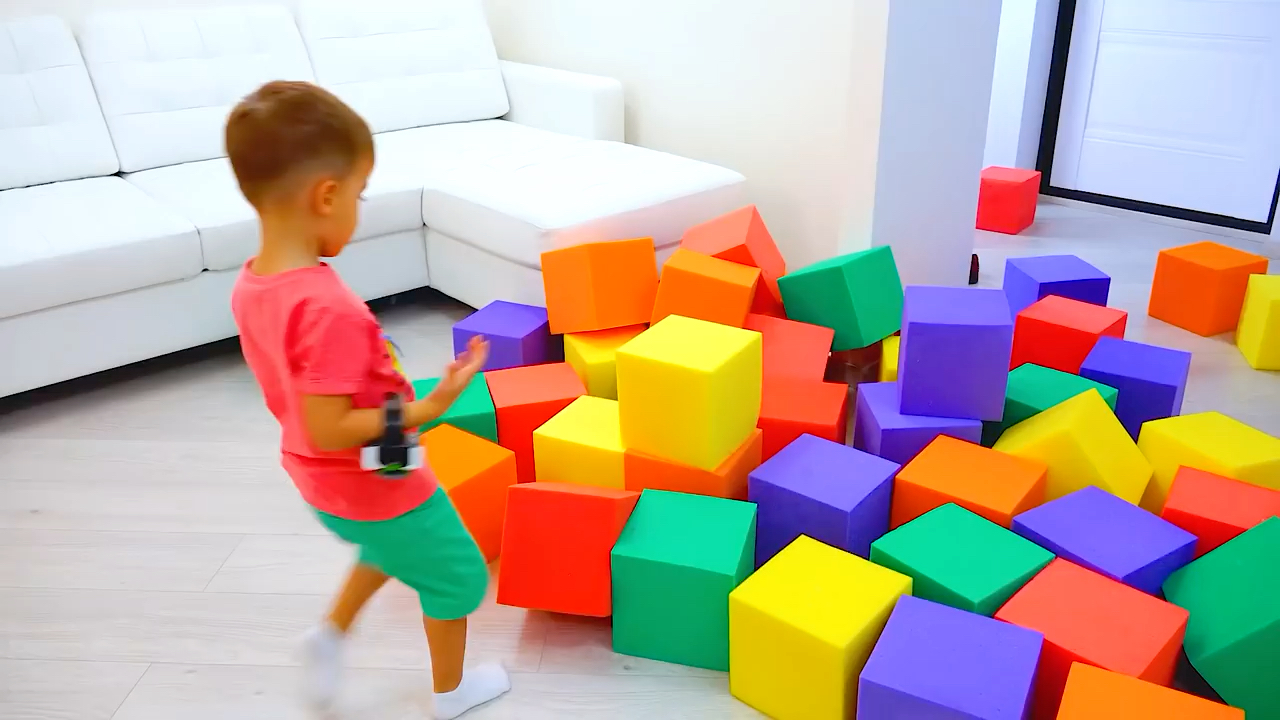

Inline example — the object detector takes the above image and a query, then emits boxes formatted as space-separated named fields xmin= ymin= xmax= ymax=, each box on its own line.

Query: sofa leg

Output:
xmin=969 ymin=253 xmax=980 ymax=285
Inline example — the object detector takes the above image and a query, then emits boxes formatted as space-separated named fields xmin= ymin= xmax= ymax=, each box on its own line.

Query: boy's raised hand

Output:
xmin=439 ymin=336 xmax=489 ymax=392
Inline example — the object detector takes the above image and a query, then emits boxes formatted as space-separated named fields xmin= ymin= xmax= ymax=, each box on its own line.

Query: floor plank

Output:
xmin=0 ymin=659 xmax=148 ymax=720
xmin=109 ymin=663 xmax=764 ymax=720
xmin=203 ymin=533 xmax=356 ymax=596
xmin=0 ymin=529 xmax=242 ymax=592
xmin=0 ymin=587 xmax=546 ymax=672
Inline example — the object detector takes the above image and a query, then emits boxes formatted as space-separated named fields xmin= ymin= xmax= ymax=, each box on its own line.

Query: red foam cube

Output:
xmin=757 ymin=378 xmax=850 ymax=459
xmin=496 ymin=482 xmax=640 ymax=617
xmin=977 ymin=166 xmax=1041 ymax=234
xmin=485 ymin=363 xmax=587 ymax=483
xmin=744 ymin=313 xmax=835 ymax=382
xmin=680 ymin=205 xmax=788 ymax=317
xmin=1160 ymin=466 xmax=1280 ymax=557
xmin=995 ymin=559 xmax=1189 ymax=720
xmin=1011 ymin=295 xmax=1127 ymax=373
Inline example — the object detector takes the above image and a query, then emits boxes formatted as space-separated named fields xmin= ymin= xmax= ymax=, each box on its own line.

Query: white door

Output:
xmin=1052 ymin=0 xmax=1280 ymax=223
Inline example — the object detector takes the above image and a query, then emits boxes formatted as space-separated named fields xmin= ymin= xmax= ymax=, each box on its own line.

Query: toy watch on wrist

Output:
xmin=360 ymin=393 xmax=423 ymax=478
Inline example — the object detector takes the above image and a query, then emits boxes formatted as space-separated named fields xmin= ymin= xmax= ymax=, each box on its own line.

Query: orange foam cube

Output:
xmin=892 ymin=435 xmax=1047 ymax=528
xmin=680 ymin=205 xmax=787 ymax=317
xmin=1148 ymin=241 xmax=1269 ymax=337
xmin=1011 ymin=295 xmax=1127 ymax=373
xmin=650 ymin=248 xmax=760 ymax=328
xmin=758 ymin=378 xmax=850 ymax=460
xmin=995 ymin=559 xmax=1189 ymax=720
xmin=1057 ymin=663 xmax=1244 ymax=720
xmin=541 ymin=238 xmax=659 ymax=334
xmin=422 ymin=424 xmax=517 ymax=563
xmin=744 ymin=313 xmax=834 ymax=382
xmin=496 ymin=482 xmax=640 ymax=616
xmin=1160 ymin=466 xmax=1280 ymax=557
xmin=624 ymin=429 xmax=763 ymax=500
xmin=485 ymin=363 xmax=586 ymax=483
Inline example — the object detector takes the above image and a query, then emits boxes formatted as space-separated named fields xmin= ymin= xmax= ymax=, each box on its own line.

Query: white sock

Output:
xmin=300 ymin=622 xmax=344 ymax=709
xmin=432 ymin=663 xmax=511 ymax=720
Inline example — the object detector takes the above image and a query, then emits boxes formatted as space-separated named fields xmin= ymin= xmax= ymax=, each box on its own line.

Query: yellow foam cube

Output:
xmin=729 ymin=535 xmax=911 ymax=720
xmin=616 ymin=315 xmax=762 ymax=471
xmin=879 ymin=335 xmax=899 ymax=382
xmin=1137 ymin=411 xmax=1280 ymax=512
xmin=563 ymin=325 xmax=647 ymax=399
xmin=532 ymin=396 xmax=625 ymax=488
xmin=994 ymin=388 xmax=1151 ymax=504
xmin=1236 ymin=274 xmax=1280 ymax=370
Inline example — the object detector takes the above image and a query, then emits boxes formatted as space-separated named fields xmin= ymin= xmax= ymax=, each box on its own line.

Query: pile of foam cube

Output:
xmin=411 ymin=198 xmax=1280 ymax=719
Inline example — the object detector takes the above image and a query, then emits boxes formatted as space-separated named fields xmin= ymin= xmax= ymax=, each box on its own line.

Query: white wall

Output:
xmin=984 ymin=0 xmax=1060 ymax=169
xmin=486 ymin=0 xmax=1000 ymax=283
xmin=483 ymin=0 xmax=862 ymax=269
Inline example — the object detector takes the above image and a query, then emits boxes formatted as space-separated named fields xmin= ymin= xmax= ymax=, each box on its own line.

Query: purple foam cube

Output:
xmin=748 ymin=433 xmax=897 ymax=567
xmin=1012 ymin=485 xmax=1197 ymax=595
xmin=1079 ymin=336 xmax=1192 ymax=439
xmin=853 ymin=382 xmax=983 ymax=464
xmin=452 ymin=301 xmax=562 ymax=372
xmin=859 ymin=595 xmax=1043 ymax=720
xmin=898 ymin=286 xmax=1014 ymax=421
xmin=1003 ymin=254 xmax=1111 ymax=315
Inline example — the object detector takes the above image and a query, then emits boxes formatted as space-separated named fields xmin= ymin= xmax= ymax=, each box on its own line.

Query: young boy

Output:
xmin=226 ymin=81 xmax=510 ymax=719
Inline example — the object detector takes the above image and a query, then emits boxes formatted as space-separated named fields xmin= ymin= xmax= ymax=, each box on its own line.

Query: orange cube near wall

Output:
xmin=625 ymin=429 xmax=763 ymax=500
xmin=422 ymin=424 xmax=517 ymax=563
xmin=541 ymin=238 xmax=660 ymax=334
xmin=757 ymin=378 xmax=850 ymax=460
xmin=1148 ymin=241 xmax=1269 ymax=337
xmin=1011 ymin=295 xmax=1127 ymax=374
xmin=485 ymin=362 xmax=586 ymax=483
xmin=744 ymin=313 xmax=835 ymax=382
xmin=976 ymin=167 xmax=1041 ymax=234
xmin=651 ymin=248 xmax=761 ymax=327
xmin=496 ymin=482 xmax=640 ymax=617
xmin=680 ymin=205 xmax=788 ymax=317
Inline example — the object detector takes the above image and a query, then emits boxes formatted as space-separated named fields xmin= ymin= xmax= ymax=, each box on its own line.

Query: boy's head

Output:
xmin=226 ymin=81 xmax=374 ymax=257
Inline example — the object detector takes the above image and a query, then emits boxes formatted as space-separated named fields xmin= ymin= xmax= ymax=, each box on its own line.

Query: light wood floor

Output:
xmin=1 ymin=203 xmax=1276 ymax=719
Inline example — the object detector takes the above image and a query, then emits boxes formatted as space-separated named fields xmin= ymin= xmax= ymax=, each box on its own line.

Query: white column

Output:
xmin=840 ymin=0 xmax=1004 ymax=287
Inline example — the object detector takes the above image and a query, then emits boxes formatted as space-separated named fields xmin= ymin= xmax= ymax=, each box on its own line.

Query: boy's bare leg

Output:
xmin=328 ymin=562 xmax=390 ymax=632
xmin=425 ymin=615 xmax=510 ymax=719
xmin=302 ymin=562 xmax=388 ymax=709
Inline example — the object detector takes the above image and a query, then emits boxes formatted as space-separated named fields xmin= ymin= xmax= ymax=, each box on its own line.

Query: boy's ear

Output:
xmin=310 ymin=178 xmax=339 ymax=217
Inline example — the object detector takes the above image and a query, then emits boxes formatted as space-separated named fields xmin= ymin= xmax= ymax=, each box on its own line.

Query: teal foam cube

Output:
xmin=410 ymin=375 xmax=497 ymax=442
xmin=611 ymin=490 xmax=756 ymax=671
xmin=777 ymin=246 xmax=903 ymax=351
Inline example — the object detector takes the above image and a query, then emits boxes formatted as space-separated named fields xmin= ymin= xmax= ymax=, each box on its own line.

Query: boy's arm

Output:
xmin=300 ymin=335 xmax=490 ymax=452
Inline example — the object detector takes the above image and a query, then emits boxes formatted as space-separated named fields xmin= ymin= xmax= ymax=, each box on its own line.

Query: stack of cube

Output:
xmin=408 ymin=198 xmax=1280 ymax=720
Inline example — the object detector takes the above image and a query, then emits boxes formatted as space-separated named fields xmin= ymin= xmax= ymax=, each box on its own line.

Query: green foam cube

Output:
xmin=410 ymin=375 xmax=497 ymax=442
xmin=610 ymin=489 xmax=756 ymax=671
xmin=1163 ymin=516 xmax=1280 ymax=720
xmin=870 ymin=503 xmax=1054 ymax=616
xmin=776 ymin=245 xmax=903 ymax=351
xmin=981 ymin=363 xmax=1118 ymax=446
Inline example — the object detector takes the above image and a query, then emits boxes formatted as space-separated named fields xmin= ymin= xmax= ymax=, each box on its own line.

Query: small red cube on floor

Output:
xmin=1160 ymin=466 xmax=1280 ymax=557
xmin=1011 ymin=295 xmax=1127 ymax=373
xmin=757 ymin=377 xmax=850 ymax=459
xmin=977 ymin=166 xmax=1041 ymax=235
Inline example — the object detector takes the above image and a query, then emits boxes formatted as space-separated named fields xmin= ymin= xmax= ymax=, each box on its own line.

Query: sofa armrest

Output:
xmin=499 ymin=60 xmax=624 ymax=142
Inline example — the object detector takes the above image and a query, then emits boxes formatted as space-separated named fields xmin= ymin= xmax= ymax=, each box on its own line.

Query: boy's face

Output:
xmin=312 ymin=153 xmax=374 ymax=258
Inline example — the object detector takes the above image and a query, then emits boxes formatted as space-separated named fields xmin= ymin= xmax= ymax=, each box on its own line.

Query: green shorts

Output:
xmin=317 ymin=488 xmax=489 ymax=620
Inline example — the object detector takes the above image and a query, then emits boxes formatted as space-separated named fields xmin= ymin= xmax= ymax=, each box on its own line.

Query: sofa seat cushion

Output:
xmin=126 ymin=158 xmax=426 ymax=272
xmin=0 ymin=177 xmax=201 ymax=319
xmin=405 ymin=121 xmax=747 ymax=268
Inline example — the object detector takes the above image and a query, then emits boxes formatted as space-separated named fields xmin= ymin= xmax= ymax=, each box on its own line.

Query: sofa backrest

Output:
xmin=296 ymin=0 xmax=509 ymax=135
xmin=78 ymin=6 xmax=314 ymax=173
xmin=0 ymin=15 xmax=119 ymax=191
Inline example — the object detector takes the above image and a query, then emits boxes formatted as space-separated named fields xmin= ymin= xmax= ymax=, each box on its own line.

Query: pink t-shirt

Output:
xmin=232 ymin=261 xmax=436 ymax=521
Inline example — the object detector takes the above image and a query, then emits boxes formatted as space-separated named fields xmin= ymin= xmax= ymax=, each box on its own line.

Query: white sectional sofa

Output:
xmin=0 ymin=1 xmax=747 ymax=398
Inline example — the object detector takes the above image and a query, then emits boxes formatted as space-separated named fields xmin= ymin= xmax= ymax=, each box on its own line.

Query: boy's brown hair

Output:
xmin=225 ymin=81 xmax=374 ymax=206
